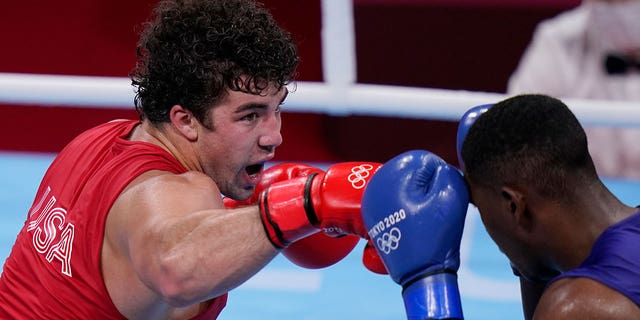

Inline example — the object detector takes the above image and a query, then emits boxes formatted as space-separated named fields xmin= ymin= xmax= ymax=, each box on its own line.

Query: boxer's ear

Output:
xmin=501 ymin=186 xmax=532 ymax=232
xmin=169 ymin=104 xmax=198 ymax=141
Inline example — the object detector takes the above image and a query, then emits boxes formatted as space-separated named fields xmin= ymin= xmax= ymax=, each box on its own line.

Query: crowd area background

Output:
xmin=0 ymin=0 xmax=583 ymax=167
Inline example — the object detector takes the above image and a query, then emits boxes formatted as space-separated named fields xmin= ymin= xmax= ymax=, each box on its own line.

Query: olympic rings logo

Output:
xmin=376 ymin=227 xmax=401 ymax=254
xmin=347 ymin=164 xmax=375 ymax=189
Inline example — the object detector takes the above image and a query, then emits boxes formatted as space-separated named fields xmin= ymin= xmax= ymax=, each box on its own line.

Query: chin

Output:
xmin=228 ymin=186 xmax=254 ymax=201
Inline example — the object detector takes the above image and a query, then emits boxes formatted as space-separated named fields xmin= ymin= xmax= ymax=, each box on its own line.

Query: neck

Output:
xmin=550 ymin=180 xmax=636 ymax=271
xmin=129 ymin=121 xmax=201 ymax=171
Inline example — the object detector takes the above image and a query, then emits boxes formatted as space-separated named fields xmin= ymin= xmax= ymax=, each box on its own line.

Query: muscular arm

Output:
xmin=533 ymin=278 xmax=640 ymax=320
xmin=103 ymin=170 xmax=278 ymax=318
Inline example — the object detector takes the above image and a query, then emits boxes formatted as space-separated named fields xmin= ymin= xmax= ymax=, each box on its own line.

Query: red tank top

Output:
xmin=0 ymin=120 xmax=227 ymax=319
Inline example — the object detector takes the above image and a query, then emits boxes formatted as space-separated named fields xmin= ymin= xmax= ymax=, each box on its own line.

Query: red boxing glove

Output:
xmin=283 ymin=233 xmax=360 ymax=269
xmin=259 ymin=162 xmax=382 ymax=248
xmin=223 ymin=163 xmax=321 ymax=208
xmin=224 ymin=163 xmax=359 ymax=268
xmin=362 ymin=238 xmax=388 ymax=275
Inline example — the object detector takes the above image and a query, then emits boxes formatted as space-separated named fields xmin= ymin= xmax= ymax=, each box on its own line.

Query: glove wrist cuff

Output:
xmin=259 ymin=175 xmax=318 ymax=248
xmin=401 ymin=272 xmax=463 ymax=320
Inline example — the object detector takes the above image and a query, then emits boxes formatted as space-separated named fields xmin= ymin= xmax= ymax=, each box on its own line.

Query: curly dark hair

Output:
xmin=461 ymin=94 xmax=597 ymax=201
xmin=131 ymin=0 xmax=299 ymax=127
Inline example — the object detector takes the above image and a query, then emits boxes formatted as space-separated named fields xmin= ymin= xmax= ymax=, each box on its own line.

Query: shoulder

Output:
xmin=111 ymin=170 xmax=223 ymax=225
xmin=136 ymin=170 xmax=218 ymax=192
xmin=107 ymin=170 xmax=223 ymax=241
xmin=127 ymin=170 xmax=221 ymax=205
xmin=534 ymin=277 xmax=640 ymax=320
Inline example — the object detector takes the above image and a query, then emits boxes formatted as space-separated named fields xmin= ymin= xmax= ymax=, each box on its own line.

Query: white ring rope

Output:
xmin=3 ymin=0 xmax=639 ymax=127
xmin=1 ymin=72 xmax=639 ymax=127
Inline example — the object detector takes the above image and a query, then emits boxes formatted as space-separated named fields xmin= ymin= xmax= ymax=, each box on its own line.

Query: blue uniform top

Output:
xmin=550 ymin=210 xmax=640 ymax=305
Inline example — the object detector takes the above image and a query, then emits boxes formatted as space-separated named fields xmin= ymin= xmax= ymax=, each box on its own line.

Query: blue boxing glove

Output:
xmin=456 ymin=104 xmax=492 ymax=169
xmin=361 ymin=150 xmax=469 ymax=320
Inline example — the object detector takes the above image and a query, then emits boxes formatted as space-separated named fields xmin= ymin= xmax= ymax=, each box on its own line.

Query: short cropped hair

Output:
xmin=131 ymin=0 xmax=299 ymax=126
xmin=461 ymin=94 xmax=597 ymax=200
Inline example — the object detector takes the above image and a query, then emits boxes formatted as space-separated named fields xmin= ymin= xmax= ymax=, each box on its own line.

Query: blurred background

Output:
xmin=0 ymin=0 xmax=583 ymax=165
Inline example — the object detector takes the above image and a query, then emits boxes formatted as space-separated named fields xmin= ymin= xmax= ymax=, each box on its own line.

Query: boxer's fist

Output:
xmin=361 ymin=150 xmax=469 ymax=320
xmin=308 ymin=162 xmax=382 ymax=237
xmin=362 ymin=238 xmax=388 ymax=274
xmin=259 ymin=162 xmax=381 ymax=248
xmin=223 ymin=163 xmax=321 ymax=208
xmin=456 ymin=104 xmax=491 ymax=169
xmin=223 ymin=163 xmax=359 ymax=268
xmin=282 ymin=233 xmax=360 ymax=269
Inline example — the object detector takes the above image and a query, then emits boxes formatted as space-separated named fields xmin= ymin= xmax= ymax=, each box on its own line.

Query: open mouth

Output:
xmin=245 ymin=163 xmax=264 ymax=178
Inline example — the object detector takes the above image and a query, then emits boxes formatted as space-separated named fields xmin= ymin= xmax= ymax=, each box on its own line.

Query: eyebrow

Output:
xmin=234 ymin=89 xmax=289 ymax=114
xmin=234 ymin=103 xmax=268 ymax=114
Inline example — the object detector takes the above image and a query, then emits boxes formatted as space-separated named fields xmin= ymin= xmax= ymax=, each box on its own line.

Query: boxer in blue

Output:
xmin=459 ymin=94 xmax=640 ymax=319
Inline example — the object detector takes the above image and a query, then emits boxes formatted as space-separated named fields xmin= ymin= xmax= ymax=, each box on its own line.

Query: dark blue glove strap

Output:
xmin=401 ymin=272 xmax=463 ymax=320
